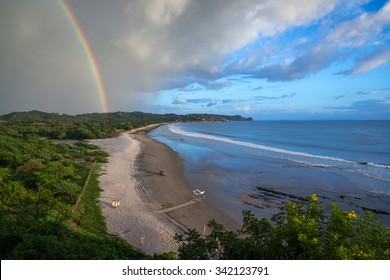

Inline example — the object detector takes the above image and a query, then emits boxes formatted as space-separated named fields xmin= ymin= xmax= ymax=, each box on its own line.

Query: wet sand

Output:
xmin=92 ymin=129 xmax=238 ymax=255
xmin=134 ymin=133 xmax=238 ymax=233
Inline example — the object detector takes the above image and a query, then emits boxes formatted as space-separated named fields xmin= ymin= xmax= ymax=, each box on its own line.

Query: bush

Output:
xmin=175 ymin=195 xmax=390 ymax=260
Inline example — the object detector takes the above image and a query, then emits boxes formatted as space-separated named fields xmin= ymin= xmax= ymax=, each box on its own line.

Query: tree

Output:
xmin=16 ymin=159 xmax=45 ymax=173
xmin=0 ymin=167 xmax=10 ymax=184
xmin=174 ymin=195 xmax=390 ymax=260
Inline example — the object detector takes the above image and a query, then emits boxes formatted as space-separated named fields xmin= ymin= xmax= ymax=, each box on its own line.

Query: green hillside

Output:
xmin=0 ymin=111 xmax=252 ymax=140
xmin=0 ymin=110 xmax=253 ymax=123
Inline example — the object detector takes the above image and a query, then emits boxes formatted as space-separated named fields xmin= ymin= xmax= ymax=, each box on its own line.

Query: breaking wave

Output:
xmin=168 ymin=124 xmax=390 ymax=183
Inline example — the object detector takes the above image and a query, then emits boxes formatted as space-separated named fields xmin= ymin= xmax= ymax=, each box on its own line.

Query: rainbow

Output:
xmin=58 ymin=0 xmax=109 ymax=113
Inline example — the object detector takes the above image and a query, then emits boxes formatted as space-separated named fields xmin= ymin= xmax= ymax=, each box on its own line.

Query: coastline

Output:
xmin=134 ymin=133 xmax=239 ymax=233
xmin=92 ymin=124 xmax=389 ymax=256
xmin=92 ymin=128 xmax=239 ymax=255
xmin=151 ymin=122 xmax=390 ymax=228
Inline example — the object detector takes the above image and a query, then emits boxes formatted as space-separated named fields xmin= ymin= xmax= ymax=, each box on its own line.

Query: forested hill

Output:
xmin=0 ymin=110 xmax=253 ymax=123
xmin=0 ymin=111 xmax=252 ymax=140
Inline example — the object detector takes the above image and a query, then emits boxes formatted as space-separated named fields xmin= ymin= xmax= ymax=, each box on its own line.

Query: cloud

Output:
xmin=252 ymin=86 xmax=263 ymax=91
xmin=282 ymin=92 xmax=296 ymax=99
xmin=234 ymin=105 xmax=253 ymax=113
xmin=228 ymin=1 xmax=390 ymax=82
xmin=206 ymin=100 xmax=218 ymax=107
xmin=205 ymin=81 xmax=232 ymax=91
xmin=222 ymin=99 xmax=234 ymax=104
xmin=170 ymin=96 xmax=276 ymax=110
xmin=323 ymin=98 xmax=390 ymax=115
xmin=334 ymin=95 xmax=345 ymax=100
xmin=172 ymin=98 xmax=188 ymax=105
xmin=1 ymin=0 xmax=352 ymax=114
xmin=327 ymin=1 xmax=390 ymax=47
xmin=249 ymin=45 xmax=340 ymax=81
xmin=1 ymin=0 xmax=388 ymax=117
xmin=0 ymin=0 xmax=102 ymax=114
xmin=113 ymin=0 xmax=342 ymax=89
xmin=178 ymin=80 xmax=233 ymax=92
xmin=253 ymin=92 xmax=297 ymax=101
xmin=143 ymin=0 xmax=190 ymax=26
xmin=356 ymin=88 xmax=390 ymax=96
xmin=338 ymin=47 xmax=390 ymax=75
xmin=356 ymin=90 xmax=372 ymax=95
xmin=172 ymin=97 xmax=213 ymax=105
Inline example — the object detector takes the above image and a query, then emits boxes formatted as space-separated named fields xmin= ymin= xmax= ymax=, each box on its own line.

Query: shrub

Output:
xmin=175 ymin=195 xmax=390 ymax=260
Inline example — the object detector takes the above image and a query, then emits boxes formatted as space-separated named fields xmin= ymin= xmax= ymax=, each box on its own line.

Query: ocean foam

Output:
xmin=170 ymin=125 xmax=354 ymax=163
xmin=168 ymin=124 xmax=390 ymax=182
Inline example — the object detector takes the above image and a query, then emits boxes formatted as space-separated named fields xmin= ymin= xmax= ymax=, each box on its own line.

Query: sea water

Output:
xmin=149 ymin=121 xmax=390 ymax=223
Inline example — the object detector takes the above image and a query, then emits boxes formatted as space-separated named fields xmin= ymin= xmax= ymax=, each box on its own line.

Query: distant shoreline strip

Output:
xmin=58 ymin=0 xmax=109 ymax=113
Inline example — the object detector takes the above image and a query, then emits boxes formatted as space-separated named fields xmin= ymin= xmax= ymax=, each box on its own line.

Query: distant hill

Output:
xmin=0 ymin=110 xmax=253 ymax=122
xmin=0 ymin=110 xmax=74 ymax=121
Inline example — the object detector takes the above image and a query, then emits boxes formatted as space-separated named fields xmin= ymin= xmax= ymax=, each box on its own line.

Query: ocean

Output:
xmin=149 ymin=121 xmax=390 ymax=225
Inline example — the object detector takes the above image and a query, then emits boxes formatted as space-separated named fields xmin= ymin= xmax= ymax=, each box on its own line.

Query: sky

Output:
xmin=0 ymin=0 xmax=389 ymax=120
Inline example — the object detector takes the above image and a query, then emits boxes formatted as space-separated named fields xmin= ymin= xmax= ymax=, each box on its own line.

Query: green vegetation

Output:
xmin=0 ymin=110 xmax=252 ymax=140
xmin=0 ymin=120 xmax=149 ymax=259
xmin=174 ymin=194 xmax=390 ymax=260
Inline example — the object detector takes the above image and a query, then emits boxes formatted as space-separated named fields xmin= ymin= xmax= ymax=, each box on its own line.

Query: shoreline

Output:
xmin=92 ymin=130 xmax=239 ymax=255
xmin=134 ymin=133 xmax=239 ymax=233
xmin=91 ymin=134 xmax=179 ymax=254
xmin=150 ymin=124 xmax=390 ymax=228
xmin=92 ymin=125 xmax=389 ymax=256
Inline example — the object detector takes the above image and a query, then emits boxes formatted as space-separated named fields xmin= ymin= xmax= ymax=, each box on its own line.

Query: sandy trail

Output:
xmin=159 ymin=198 xmax=201 ymax=213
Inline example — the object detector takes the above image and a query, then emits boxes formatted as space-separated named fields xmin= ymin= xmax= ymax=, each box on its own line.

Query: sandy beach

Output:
xmin=92 ymin=127 xmax=238 ymax=255
xmin=134 ymin=133 xmax=238 ymax=232
xmin=92 ymin=124 xmax=390 ymax=256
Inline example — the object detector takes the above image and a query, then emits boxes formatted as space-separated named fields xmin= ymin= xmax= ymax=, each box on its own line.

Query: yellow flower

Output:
xmin=312 ymin=238 xmax=318 ymax=244
xmin=309 ymin=194 xmax=318 ymax=201
xmin=298 ymin=233 xmax=305 ymax=241
xmin=346 ymin=211 xmax=357 ymax=219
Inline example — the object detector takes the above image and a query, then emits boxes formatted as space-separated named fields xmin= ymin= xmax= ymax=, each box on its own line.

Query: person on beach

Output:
xmin=112 ymin=199 xmax=120 ymax=208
